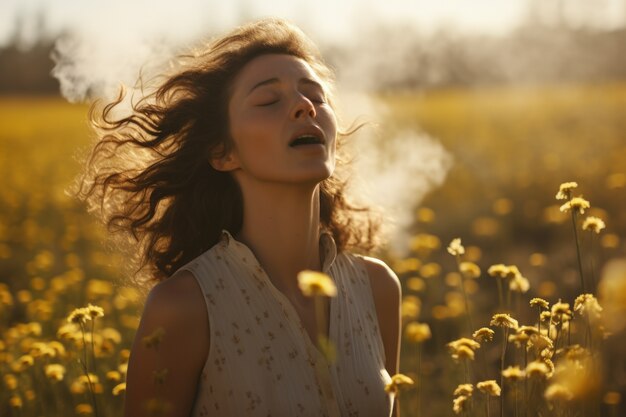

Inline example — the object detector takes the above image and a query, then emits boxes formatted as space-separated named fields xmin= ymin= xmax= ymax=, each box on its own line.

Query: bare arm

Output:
xmin=362 ymin=256 xmax=402 ymax=417
xmin=124 ymin=270 xmax=210 ymax=417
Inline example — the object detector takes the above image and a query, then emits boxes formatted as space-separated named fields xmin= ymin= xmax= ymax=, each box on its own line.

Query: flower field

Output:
xmin=1 ymin=82 xmax=625 ymax=416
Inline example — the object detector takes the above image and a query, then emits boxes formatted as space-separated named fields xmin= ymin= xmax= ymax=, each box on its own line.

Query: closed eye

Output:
xmin=257 ymin=100 xmax=279 ymax=107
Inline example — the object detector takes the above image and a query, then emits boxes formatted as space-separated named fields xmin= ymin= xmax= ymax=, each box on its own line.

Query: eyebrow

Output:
xmin=246 ymin=77 xmax=324 ymax=96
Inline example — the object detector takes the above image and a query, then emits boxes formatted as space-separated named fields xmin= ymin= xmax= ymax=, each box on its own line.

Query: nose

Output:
xmin=290 ymin=93 xmax=316 ymax=120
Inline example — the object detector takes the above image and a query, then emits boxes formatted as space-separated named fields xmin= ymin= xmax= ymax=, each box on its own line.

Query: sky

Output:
xmin=2 ymin=0 xmax=625 ymax=48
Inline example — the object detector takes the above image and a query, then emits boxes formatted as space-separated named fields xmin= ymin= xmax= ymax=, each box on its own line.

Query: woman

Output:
xmin=78 ymin=18 xmax=401 ymax=417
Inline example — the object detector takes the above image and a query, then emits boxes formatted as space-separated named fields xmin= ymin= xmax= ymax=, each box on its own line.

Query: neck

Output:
xmin=234 ymin=182 xmax=322 ymax=298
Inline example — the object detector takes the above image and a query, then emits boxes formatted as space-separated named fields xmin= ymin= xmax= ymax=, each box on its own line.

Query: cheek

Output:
xmin=230 ymin=113 xmax=270 ymax=151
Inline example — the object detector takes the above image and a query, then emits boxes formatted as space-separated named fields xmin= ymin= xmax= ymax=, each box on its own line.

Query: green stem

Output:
xmin=80 ymin=322 xmax=99 ymax=417
xmin=90 ymin=320 xmax=97 ymax=374
xmin=514 ymin=382 xmax=518 ymax=417
xmin=589 ymin=233 xmax=596 ymax=294
xmin=456 ymin=255 xmax=474 ymax=334
xmin=416 ymin=345 xmax=422 ymax=417
xmin=500 ymin=329 xmax=508 ymax=417
xmin=506 ymin=280 xmax=511 ymax=311
xmin=524 ymin=349 xmax=528 ymax=417
xmin=537 ymin=309 xmax=541 ymax=334
xmin=496 ymin=279 xmax=504 ymax=310
xmin=570 ymin=210 xmax=586 ymax=293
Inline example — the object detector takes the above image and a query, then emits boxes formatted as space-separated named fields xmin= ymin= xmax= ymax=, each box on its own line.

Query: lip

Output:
xmin=288 ymin=125 xmax=326 ymax=147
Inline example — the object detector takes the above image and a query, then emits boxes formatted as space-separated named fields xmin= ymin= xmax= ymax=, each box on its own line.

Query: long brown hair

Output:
xmin=75 ymin=18 xmax=381 ymax=287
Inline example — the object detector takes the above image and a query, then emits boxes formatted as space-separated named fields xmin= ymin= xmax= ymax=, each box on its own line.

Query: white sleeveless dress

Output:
xmin=177 ymin=229 xmax=394 ymax=417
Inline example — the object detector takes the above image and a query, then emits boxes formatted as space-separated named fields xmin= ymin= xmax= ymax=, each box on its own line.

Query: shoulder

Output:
xmin=142 ymin=269 xmax=208 ymax=332
xmin=125 ymin=270 xmax=209 ymax=416
xmin=358 ymin=256 xmax=402 ymax=302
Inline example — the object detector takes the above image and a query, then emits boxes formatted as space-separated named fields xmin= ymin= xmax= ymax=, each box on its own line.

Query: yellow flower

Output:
xmin=540 ymin=311 xmax=552 ymax=323
xmin=44 ymin=364 xmax=66 ymax=381
xmin=559 ymin=197 xmax=591 ymax=215
xmin=556 ymin=182 xmax=578 ymax=200
xmin=384 ymin=373 xmax=415 ymax=394
xmin=509 ymin=274 xmax=530 ymax=293
xmin=77 ymin=374 xmax=100 ymax=387
xmin=67 ymin=307 xmax=90 ymax=324
xmin=543 ymin=358 xmax=556 ymax=378
xmin=17 ymin=355 xmax=34 ymax=371
xmin=30 ymin=342 xmax=56 ymax=359
xmin=517 ymin=325 xmax=539 ymax=336
xmin=545 ymin=384 xmax=574 ymax=402
xmin=487 ymin=264 xmax=509 ymax=278
xmin=551 ymin=300 xmax=572 ymax=322
xmin=106 ymin=370 xmax=122 ymax=382
xmin=574 ymin=294 xmax=603 ymax=320
xmin=4 ymin=374 xmax=18 ymax=390
xmin=297 ymin=270 xmax=337 ymax=297
xmin=472 ymin=327 xmax=495 ymax=343
xmin=86 ymin=304 xmax=104 ymax=319
xmin=528 ymin=334 xmax=554 ymax=356
xmin=404 ymin=322 xmax=431 ymax=343
xmin=75 ymin=403 xmax=94 ymax=415
xmin=57 ymin=323 xmax=80 ymax=339
xmin=452 ymin=345 xmax=475 ymax=361
xmin=490 ymin=313 xmax=518 ymax=329
xmin=476 ymin=380 xmax=501 ymax=396
xmin=447 ymin=238 xmax=465 ymax=256
xmin=9 ymin=394 xmax=22 ymax=408
xmin=525 ymin=361 xmax=550 ymax=379
xmin=48 ymin=341 xmax=67 ymax=357
xmin=401 ymin=296 xmax=421 ymax=321
xmin=502 ymin=366 xmax=526 ymax=381
xmin=142 ymin=327 xmax=165 ymax=350
xmin=102 ymin=328 xmax=122 ymax=344
xmin=459 ymin=262 xmax=481 ymax=279
xmin=113 ymin=382 xmax=126 ymax=396
xmin=452 ymin=395 xmax=469 ymax=414
xmin=447 ymin=337 xmax=481 ymax=352
xmin=530 ymin=298 xmax=549 ymax=309
xmin=406 ymin=277 xmax=426 ymax=292
xmin=453 ymin=383 xmax=474 ymax=397
xmin=410 ymin=233 xmax=440 ymax=254
xmin=582 ymin=216 xmax=605 ymax=233
xmin=508 ymin=332 xmax=530 ymax=348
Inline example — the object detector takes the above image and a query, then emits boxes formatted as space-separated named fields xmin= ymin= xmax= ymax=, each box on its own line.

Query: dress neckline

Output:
xmin=219 ymin=229 xmax=339 ymax=362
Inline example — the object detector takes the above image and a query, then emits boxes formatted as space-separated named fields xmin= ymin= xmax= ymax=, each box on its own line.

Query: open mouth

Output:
xmin=289 ymin=134 xmax=324 ymax=147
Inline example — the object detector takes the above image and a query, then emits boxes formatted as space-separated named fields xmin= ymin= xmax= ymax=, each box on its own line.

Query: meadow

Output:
xmin=0 ymin=83 xmax=625 ymax=416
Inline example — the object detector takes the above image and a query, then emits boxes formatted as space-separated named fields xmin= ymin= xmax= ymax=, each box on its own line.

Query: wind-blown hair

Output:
xmin=75 ymin=18 xmax=380 ymax=286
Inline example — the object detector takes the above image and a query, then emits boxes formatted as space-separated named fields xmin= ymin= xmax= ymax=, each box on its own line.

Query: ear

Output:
xmin=209 ymin=146 xmax=239 ymax=172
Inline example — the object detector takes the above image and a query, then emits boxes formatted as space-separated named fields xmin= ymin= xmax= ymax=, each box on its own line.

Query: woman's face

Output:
xmin=224 ymin=53 xmax=338 ymax=187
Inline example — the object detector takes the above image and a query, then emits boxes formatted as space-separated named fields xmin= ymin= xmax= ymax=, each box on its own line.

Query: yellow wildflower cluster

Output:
xmin=559 ymin=197 xmax=591 ymax=215
xmin=447 ymin=338 xmax=480 ymax=362
xmin=67 ymin=304 xmax=104 ymax=324
xmin=555 ymin=182 xmax=578 ymax=200
xmin=476 ymin=380 xmax=501 ymax=396
xmin=490 ymin=313 xmax=519 ymax=329
xmin=582 ymin=216 xmax=606 ymax=233
xmin=297 ymin=270 xmax=337 ymax=297
xmin=472 ymin=327 xmax=495 ymax=343
xmin=404 ymin=322 xmax=431 ymax=343
xmin=447 ymin=238 xmax=465 ymax=256
xmin=384 ymin=373 xmax=415 ymax=394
